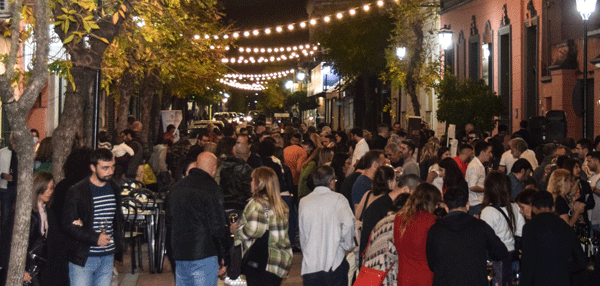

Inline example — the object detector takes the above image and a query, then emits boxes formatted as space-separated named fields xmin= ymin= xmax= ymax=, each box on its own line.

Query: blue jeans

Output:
xmin=176 ymin=256 xmax=219 ymax=286
xmin=281 ymin=195 xmax=297 ymax=247
xmin=69 ymin=255 xmax=114 ymax=286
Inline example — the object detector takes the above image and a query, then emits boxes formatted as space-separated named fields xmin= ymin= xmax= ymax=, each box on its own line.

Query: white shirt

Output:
xmin=299 ymin=186 xmax=355 ymax=275
xmin=429 ymin=164 xmax=443 ymax=193
xmin=0 ymin=147 xmax=11 ymax=189
xmin=465 ymin=157 xmax=485 ymax=206
xmin=589 ymin=173 xmax=600 ymax=225
xmin=481 ymin=203 xmax=525 ymax=251
xmin=352 ymin=138 xmax=370 ymax=167
xmin=500 ymin=149 xmax=538 ymax=173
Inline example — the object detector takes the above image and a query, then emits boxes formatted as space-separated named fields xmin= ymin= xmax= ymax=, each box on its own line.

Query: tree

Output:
xmin=102 ymin=0 xmax=228 ymax=149
xmin=317 ymin=11 xmax=394 ymax=130
xmin=0 ymin=0 xmax=50 ymax=284
xmin=385 ymin=0 xmax=440 ymax=116
xmin=50 ymin=0 xmax=133 ymax=181
xmin=257 ymin=82 xmax=287 ymax=113
xmin=435 ymin=72 xmax=505 ymax=132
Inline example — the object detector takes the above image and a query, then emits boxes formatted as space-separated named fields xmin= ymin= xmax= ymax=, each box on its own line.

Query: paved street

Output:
xmin=115 ymin=246 xmax=304 ymax=286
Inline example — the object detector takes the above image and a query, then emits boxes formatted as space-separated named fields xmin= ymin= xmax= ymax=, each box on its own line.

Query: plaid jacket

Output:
xmin=234 ymin=197 xmax=293 ymax=278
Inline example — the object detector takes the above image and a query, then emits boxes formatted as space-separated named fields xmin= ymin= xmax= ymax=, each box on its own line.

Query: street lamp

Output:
xmin=297 ymin=71 xmax=306 ymax=81
xmin=438 ymin=24 xmax=453 ymax=50
xmin=396 ymin=47 xmax=406 ymax=60
xmin=576 ymin=0 xmax=597 ymax=138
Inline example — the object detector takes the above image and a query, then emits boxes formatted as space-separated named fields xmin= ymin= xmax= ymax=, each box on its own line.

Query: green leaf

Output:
xmin=63 ymin=34 xmax=74 ymax=44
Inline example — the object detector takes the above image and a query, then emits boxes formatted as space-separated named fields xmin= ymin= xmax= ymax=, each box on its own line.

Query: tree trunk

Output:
xmin=52 ymin=65 xmax=98 ymax=182
xmin=406 ymin=20 xmax=424 ymax=117
xmin=115 ymin=69 xmax=135 ymax=134
xmin=0 ymin=0 xmax=49 ymax=284
xmin=139 ymin=71 xmax=159 ymax=158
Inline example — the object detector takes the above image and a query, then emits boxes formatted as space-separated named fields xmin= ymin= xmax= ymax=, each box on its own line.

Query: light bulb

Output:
xmin=253 ymin=30 xmax=259 ymax=36
xmin=377 ymin=1 xmax=384 ymax=7
xmin=324 ymin=16 xmax=331 ymax=22
xmin=233 ymin=32 xmax=239 ymax=38
xmin=265 ymin=28 xmax=271 ymax=34
xmin=243 ymin=31 xmax=250 ymax=37
xmin=363 ymin=4 xmax=370 ymax=11
xmin=288 ymin=24 xmax=294 ymax=30
xmin=276 ymin=26 xmax=283 ymax=32
xmin=204 ymin=34 xmax=210 ymax=39
xmin=223 ymin=35 xmax=229 ymax=39
xmin=310 ymin=19 xmax=317 ymax=25
xmin=300 ymin=22 xmax=307 ymax=28
xmin=349 ymin=9 xmax=356 ymax=15
xmin=337 ymin=13 xmax=343 ymax=19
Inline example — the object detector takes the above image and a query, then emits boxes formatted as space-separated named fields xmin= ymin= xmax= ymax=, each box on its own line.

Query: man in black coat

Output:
xmin=168 ymin=152 xmax=230 ymax=286
xmin=426 ymin=187 xmax=508 ymax=286
xmin=61 ymin=148 xmax=125 ymax=286
xmin=520 ymin=191 xmax=588 ymax=286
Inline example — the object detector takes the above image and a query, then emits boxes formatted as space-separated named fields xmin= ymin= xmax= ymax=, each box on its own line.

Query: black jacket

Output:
xmin=520 ymin=212 xmax=587 ymax=286
xmin=426 ymin=211 xmax=508 ymax=286
xmin=220 ymin=157 xmax=253 ymax=210
xmin=167 ymin=168 xmax=230 ymax=264
xmin=61 ymin=178 xmax=124 ymax=266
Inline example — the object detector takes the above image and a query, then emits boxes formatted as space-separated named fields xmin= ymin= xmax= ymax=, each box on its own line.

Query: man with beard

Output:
xmin=62 ymin=148 xmax=124 ymax=286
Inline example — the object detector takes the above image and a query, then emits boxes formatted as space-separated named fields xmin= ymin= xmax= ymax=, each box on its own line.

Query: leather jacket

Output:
xmin=167 ymin=168 xmax=230 ymax=264
xmin=61 ymin=178 xmax=124 ymax=266
xmin=219 ymin=157 xmax=253 ymax=210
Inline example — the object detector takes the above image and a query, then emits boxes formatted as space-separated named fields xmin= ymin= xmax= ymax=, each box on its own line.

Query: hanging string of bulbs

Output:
xmin=221 ymin=49 xmax=316 ymax=64
xmin=219 ymin=78 xmax=266 ymax=91
xmin=236 ymin=44 xmax=319 ymax=54
xmin=223 ymin=68 xmax=295 ymax=80
xmin=197 ymin=0 xmax=393 ymax=41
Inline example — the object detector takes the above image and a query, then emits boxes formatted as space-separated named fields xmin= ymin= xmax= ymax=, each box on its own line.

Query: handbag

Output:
xmin=241 ymin=200 xmax=270 ymax=274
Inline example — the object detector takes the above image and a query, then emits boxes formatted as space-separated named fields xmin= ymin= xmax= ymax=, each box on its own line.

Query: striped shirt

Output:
xmin=89 ymin=182 xmax=116 ymax=256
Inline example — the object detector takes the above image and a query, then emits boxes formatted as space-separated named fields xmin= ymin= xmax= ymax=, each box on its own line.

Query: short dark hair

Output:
xmin=511 ymin=158 xmax=532 ymax=173
xmin=350 ymin=127 xmax=363 ymax=138
xmin=520 ymin=120 xmax=528 ymax=129
xmin=515 ymin=188 xmax=537 ymax=205
xmin=222 ymin=126 xmax=235 ymax=137
xmin=30 ymin=129 xmax=39 ymax=137
xmin=362 ymin=150 xmax=384 ymax=169
xmin=587 ymin=151 xmax=600 ymax=162
xmin=474 ymin=141 xmax=491 ymax=157
xmin=531 ymin=190 xmax=554 ymax=209
xmin=166 ymin=124 xmax=176 ymax=132
xmin=458 ymin=143 xmax=473 ymax=153
xmin=90 ymin=148 xmax=114 ymax=166
xmin=311 ymin=165 xmax=336 ymax=187
xmin=258 ymin=138 xmax=276 ymax=157
xmin=377 ymin=124 xmax=390 ymax=134
xmin=401 ymin=140 xmax=416 ymax=154
xmin=292 ymin=133 xmax=302 ymax=140
xmin=397 ymin=174 xmax=421 ymax=192
xmin=577 ymin=138 xmax=592 ymax=152
xmin=444 ymin=187 xmax=469 ymax=210
xmin=121 ymin=129 xmax=136 ymax=139
xmin=498 ymin=124 xmax=508 ymax=133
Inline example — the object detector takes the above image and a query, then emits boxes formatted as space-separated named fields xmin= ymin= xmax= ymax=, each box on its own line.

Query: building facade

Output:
xmin=441 ymin=0 xmax=600 ymax=139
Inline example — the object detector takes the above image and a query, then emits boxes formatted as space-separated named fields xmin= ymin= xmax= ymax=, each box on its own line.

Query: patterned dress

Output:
xmin=362 ymin=213 xmax=398 ymax=286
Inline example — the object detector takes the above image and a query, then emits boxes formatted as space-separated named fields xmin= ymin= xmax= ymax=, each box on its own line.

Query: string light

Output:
xmin=224 ymin=68 xmax=295 ymax=80
xmin=221 ymin=52 xmax=305 ymax=64
xmin=219 ymin=78 xmax=266 ymax=91
xmin=201 ymin=0 xmax=389 ymax=40
xmin=235 ymin=43 xmax=319 ymax=54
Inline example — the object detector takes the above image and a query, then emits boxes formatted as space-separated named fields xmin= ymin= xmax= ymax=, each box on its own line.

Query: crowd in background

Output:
xmin=2 ymin=116 xmax=600 ymax=286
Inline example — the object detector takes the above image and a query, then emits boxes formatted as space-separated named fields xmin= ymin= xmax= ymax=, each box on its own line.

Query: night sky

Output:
xmin=218 ymin=0 xmax=311 ymax=75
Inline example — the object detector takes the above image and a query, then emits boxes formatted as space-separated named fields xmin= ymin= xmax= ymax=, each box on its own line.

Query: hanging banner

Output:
xmin=161 ymin=110 xmax=183 ymax=142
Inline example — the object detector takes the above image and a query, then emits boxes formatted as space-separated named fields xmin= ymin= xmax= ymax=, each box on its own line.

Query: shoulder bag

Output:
xmin=241 ymin=200 xmax=270 ymax=274
xmin=491 ymin=205 xmax=522 ymax=252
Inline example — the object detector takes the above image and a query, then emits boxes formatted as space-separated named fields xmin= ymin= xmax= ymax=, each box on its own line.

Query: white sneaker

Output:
xmin=224 ymin=276 xmax=247 ymax=286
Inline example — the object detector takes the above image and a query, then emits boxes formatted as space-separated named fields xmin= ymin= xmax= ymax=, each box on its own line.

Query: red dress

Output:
xmin=394 ymin=211 xmax=436 ymax=286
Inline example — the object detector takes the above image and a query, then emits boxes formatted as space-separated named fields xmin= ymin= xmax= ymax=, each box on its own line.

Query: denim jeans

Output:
xmin=175 ymin=256 xmax=219 ymax=286
xmin=68 ymin=254 xmax=114 ymax=286
xmin=302 ymin=259 xmax=349 ymax=286
xmin=281 ymin=195 xmax=297 ymax=247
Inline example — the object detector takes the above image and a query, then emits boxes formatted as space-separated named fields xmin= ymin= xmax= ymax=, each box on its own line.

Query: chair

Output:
xmin=128 ymin=188 xmax=158 ymax=273
xmin=122 ymin=197 xmax=144 ymax=273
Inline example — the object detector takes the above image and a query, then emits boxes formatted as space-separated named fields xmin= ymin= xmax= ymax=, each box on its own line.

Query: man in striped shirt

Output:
xmin=62 ymin=148 xmax=124 ymax=286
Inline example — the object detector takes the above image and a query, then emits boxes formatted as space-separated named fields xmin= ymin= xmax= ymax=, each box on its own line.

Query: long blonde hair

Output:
xmin=547 ymin=169 xmax=572 ymax=199
xmin=252 ymin=167 xmax=288 ymax=219
xmin=395 ymin=182 xmax=441 ymax=239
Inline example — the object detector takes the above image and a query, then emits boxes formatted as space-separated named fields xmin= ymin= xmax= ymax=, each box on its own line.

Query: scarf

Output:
xmin=38 ymin=201 xmax=48 ymax=236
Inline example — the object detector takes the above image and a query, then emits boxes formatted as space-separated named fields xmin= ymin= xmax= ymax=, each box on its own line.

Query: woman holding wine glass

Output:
xmin=231 ymin=167 xmax=292 ymax=286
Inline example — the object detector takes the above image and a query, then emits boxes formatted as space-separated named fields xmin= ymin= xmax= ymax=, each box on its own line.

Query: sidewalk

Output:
xmin=115 ymin=246 xmax=303 ymax=286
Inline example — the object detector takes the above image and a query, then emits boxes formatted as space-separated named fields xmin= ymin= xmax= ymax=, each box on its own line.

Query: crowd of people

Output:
xmin=2 ymin=117 xmax=600 ymax=286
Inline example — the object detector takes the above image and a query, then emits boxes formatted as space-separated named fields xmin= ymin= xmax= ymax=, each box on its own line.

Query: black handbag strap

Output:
xmin=491 ymin=205 xmax=513 ymax=234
